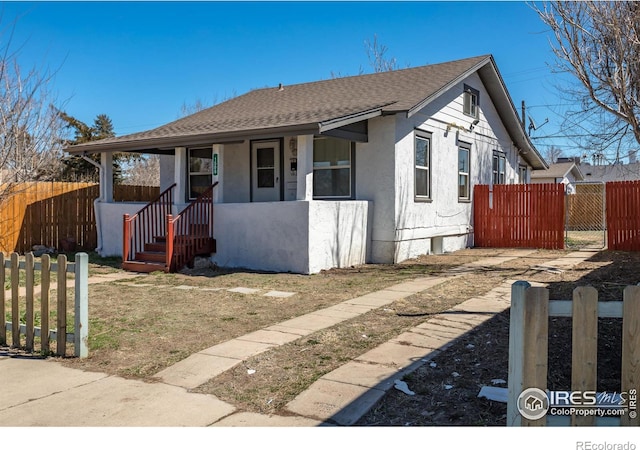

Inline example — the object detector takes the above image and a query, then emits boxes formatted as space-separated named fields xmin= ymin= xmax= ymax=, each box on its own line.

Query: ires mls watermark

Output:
xmin=517 ymin=387 xmax=638 ymax=420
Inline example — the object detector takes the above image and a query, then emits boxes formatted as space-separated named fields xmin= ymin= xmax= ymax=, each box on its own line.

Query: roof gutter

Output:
xmin=66 ymin=123 xmax=321 ymax=154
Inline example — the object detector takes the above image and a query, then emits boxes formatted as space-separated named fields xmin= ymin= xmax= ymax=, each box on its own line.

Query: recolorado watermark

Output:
xmin=517 ymin=387 xmax=637 ymax=421
xmin=576 ymin=442 xmax=636 ymax=450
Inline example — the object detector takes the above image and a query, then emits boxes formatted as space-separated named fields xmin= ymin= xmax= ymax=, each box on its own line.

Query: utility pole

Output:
xmin=521 ymin=100 xmax=526 ymax=129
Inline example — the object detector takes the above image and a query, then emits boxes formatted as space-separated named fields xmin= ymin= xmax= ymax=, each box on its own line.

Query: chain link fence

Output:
xmin=565 ymin=182 xmax=606 ymax=250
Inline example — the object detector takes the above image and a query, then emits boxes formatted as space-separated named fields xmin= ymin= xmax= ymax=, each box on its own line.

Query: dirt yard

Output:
xmin=46 ymin=248 xmax=640 ymax=425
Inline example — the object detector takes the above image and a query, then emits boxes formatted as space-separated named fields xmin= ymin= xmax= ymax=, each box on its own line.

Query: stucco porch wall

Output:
xmin=211 ymin=200 xmax=371 ymax=274
xmin=95 ymin=200 xmax=371 ymax=274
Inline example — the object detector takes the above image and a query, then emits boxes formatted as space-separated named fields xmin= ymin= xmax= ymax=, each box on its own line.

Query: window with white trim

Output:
xmin=188 ymin=147 xmax=213 ymax=200
xmin=313 ymin=137 xmax=354 ymax=199
xmin=492 ymin=151 xmax=506 ymax=185
xmin=518 ymin=165 xmax=528 ymax=183
xmin=415 ymin=130 xmax=431 ymax=200
xmin=458 ymin=144 xmax=471 ymax=201
xmin=463 ymin=84 xmax=479 ymax=118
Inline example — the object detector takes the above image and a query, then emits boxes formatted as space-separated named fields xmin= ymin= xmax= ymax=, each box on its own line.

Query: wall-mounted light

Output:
xmin=469 ymin=118 xmax=480 ymax=131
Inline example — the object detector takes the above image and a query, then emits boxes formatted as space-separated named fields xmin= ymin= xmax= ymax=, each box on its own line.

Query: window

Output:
xmin=518 ymin=165 xmax=528 ymax=184
xmin=313 ymin=137 xmax=354 ymax=199
xmin=492 ymin=151 xmax=506 ymax=185
xmin=188 ymin=147 xmax=213 ymax=200
xmin=415 ymin=130 xmax=431 ymax=200
xmin=458 ymin=144 xmax=471 ymax=201
xmin=463 ymin=85 xmax=479 ymax=118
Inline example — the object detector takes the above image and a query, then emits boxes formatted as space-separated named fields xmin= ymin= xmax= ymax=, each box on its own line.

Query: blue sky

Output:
xmin=2 ymin=1 xmax=573 ymax=157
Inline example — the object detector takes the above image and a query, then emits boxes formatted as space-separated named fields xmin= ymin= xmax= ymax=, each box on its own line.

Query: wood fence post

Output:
xmin=571 ymin=286 xmax=598 ymax=426
xmin=0 ymin=253 xmax=5 ymax=345
xmin=11 ymin=252 xmax=19 ymax=347
xmin=41 ymin=254 xmax=51 ymax=354
xmin=56 ymin=254 xmax=67 ymax=356
xmin=621 ymin=285 xmax=640 ymax=426
xmin=25 ymin=252 xmax=35 ymax=352
xmin=522 ymin=286 xmax=549 ymax=426
xmin=507 ymin=280 xmax=530 ymax=426
xmin=74 ymin=252 xmax=89 ymax=358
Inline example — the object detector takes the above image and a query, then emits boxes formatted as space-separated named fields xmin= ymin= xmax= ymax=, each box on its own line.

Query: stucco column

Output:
xmin=174 ymin=146 xmax=187 ymax=204
xmin=212 ymin=144 xmax=223 ymax=203
xmin=100 ymin=152 xmax=113 ymax=202
xmin=296 ymin=135 xmax=314 ymax=201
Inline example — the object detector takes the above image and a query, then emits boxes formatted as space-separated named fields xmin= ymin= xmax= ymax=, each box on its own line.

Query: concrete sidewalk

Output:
xmin=0 ymin=250 xmax=597 ymax=426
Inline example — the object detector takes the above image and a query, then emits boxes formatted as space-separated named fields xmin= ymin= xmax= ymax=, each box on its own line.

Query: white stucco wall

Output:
xmin=222 ymin=142 xmax=250 ymax=203
xmin=211 ymin=200 xmax=370 ymax=274
xmin=355 ymin=115 xmax=397 ymax=263
xmin=95 ymin=202 xmax=159 ymax=257
xmin=307 ymin=200 xmax=372 ymax=273
xmin=364 ymin=72 xmax=528 ymax=263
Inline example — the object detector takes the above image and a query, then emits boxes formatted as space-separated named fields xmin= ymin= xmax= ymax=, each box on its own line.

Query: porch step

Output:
xmin=144 ymin=242 xmax=166 ymax=252
xmin=135 ymin=251 xmax=166 ymax=263
xmin=122 ymin=260 xmax=166 ymax=273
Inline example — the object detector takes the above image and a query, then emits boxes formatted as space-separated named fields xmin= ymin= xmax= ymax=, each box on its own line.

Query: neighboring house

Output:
xmin=65 ymin=54 xmax=547 ymax=274
xmin=531 ymin=161 xmax=584 ymax=194
xmin=579 ymin=162 xmax=640 ymax=183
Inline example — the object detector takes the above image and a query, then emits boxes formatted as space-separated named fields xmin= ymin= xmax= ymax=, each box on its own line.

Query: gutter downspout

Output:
xmin=81 ymin=155 xmax=104 ymax=254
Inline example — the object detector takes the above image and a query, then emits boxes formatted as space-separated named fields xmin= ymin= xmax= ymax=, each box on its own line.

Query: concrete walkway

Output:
xmin=0 ymin=249 xmax=598 ymax=426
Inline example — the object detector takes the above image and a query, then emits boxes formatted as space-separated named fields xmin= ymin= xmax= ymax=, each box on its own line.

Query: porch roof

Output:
xmin=65 ymin=54 xmax=546 ymax=169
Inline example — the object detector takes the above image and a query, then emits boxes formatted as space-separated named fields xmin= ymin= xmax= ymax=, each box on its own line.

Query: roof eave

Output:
xmin=318 ymin=107 xmax=383 ymax=133
xmin=65 ymin=123 xmax=321 ymax=154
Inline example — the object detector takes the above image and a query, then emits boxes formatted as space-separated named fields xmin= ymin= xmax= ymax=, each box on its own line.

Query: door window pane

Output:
xmin=188 ymin=148 xmax=212 ymax=200
xmin=256 ymin=147 xmax=275 ymax=188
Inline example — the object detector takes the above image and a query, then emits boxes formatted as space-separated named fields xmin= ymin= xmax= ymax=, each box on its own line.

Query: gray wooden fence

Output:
xmin=0 ymin=252 xmax=88 ymax=358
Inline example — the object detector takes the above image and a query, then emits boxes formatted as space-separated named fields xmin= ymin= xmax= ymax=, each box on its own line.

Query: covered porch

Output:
xmin=90 ymin=134 xmax=372 ymax=274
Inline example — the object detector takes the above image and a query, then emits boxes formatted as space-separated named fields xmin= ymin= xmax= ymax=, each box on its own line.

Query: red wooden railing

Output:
xmin=123 ymin=183 xmax=176 ymax=263
xmin=166 ymin=182 xmax=218 ymax=272
xmin=473 ymin=183 xmax=565 ymax=249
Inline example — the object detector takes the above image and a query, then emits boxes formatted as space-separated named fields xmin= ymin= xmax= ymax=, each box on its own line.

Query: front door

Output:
xmin=251 ymin=140 xmax=281 ymax=202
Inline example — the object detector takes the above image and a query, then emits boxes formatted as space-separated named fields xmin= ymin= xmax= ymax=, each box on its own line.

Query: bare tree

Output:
xmin=534 ymin=1 xmax=640 ymax=162
xmin=543 ymin=145 xmax=564 ymax=164
xmin=0 ymin=17 xmax=64 ymax=191
xmin=364 ymin=34 xmax=398 ymax=73
xmin=121 ymin=154 xmax=160 ymax=186
xmin=178 ymin=98 xmax=210 ymax=118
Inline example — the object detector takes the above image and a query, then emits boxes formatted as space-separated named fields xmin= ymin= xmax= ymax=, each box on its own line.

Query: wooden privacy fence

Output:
xmin=0 ymin=252 xmax=89 ymax=358
xmin=473 ymin=183 xmax=565 ymax=249
xmin=606 ymin=180 xmax=640 ymax=251
xmin=507 ymin=281 xmax=639 ymax=426
xmin=0 ymin=182 xmax=159 ymax=254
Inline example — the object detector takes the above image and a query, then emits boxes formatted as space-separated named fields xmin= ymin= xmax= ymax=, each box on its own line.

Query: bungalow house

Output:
xmin=65 ymin=54 xmax=547 ymax=274
xmin=531 ymin=160 xmax=584 ymax=194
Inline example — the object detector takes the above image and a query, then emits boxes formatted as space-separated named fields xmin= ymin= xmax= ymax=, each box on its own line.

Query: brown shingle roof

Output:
xmin=531 ymin=162 xmax=584 ymax=180
xmin=66 ymin=55 xmax=491 ymax=153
